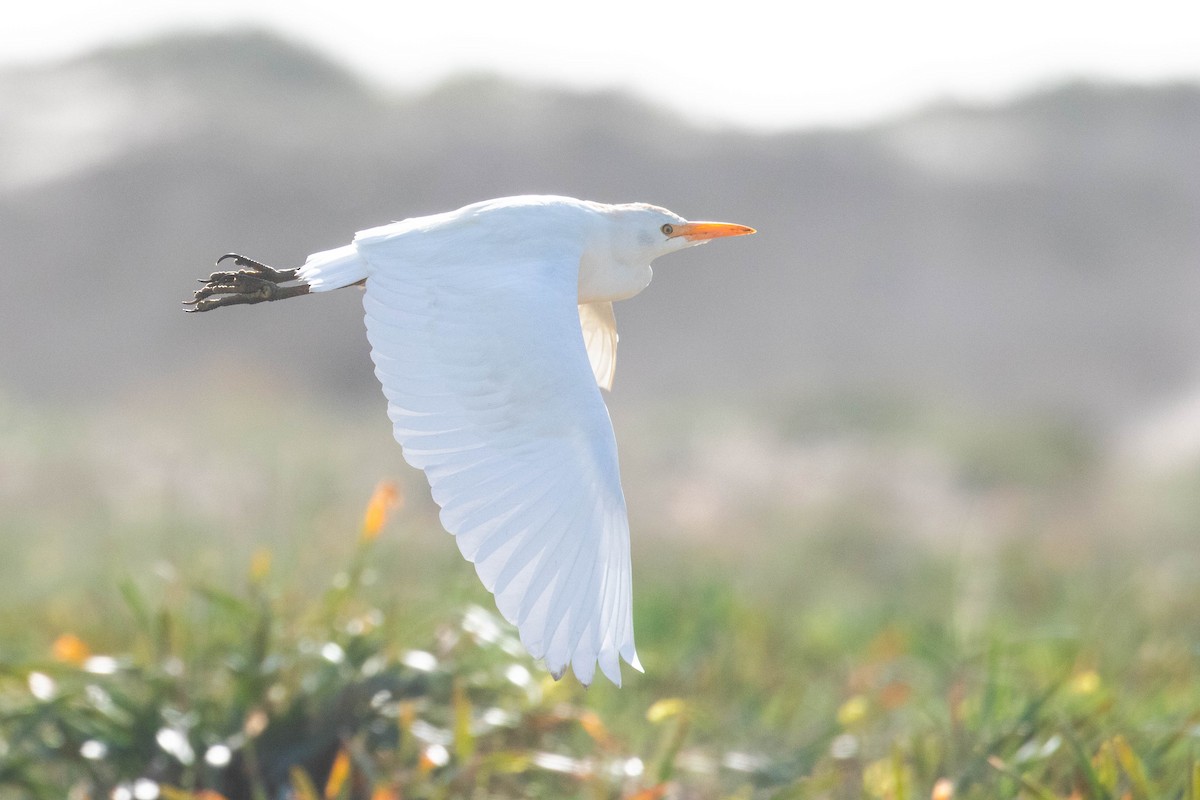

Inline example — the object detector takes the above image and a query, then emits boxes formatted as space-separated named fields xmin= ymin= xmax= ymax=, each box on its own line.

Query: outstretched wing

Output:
xmin=359 ymin=244 xmax=641 ymax=686
xmin=579 ymin=301 xmax=618 ymax=391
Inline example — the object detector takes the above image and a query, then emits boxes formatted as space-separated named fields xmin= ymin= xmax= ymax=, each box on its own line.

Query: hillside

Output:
xmin=2 ymin=30 xmax=1199 ymax=431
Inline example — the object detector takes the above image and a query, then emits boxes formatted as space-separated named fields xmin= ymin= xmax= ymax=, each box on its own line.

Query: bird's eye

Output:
xmin=661 ymin=223 xmax=674 ymax=236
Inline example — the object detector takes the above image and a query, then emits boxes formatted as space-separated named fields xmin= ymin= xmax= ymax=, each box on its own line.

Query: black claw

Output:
xmin=187 ymin=254 xmax=308 ymax=314
xmin=210 ymin=253 xmax=296 ymax=283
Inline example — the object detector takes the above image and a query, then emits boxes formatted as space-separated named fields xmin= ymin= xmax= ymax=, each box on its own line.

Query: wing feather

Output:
xmin=579 ymin=301 xmax=619 ymax=390
xmin=358 ymin=241 xmax=640 ymax=686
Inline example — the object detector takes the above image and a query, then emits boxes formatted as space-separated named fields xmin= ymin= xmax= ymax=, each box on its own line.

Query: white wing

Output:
xmin=359 ymin=243 xmax=641 ymax=686
xmin=579 ymin=301 xmax=618 ymax=391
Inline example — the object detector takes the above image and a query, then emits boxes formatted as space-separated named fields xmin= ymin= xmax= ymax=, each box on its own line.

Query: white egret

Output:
xmin=186 ymin=195 xmax=755 ymax=686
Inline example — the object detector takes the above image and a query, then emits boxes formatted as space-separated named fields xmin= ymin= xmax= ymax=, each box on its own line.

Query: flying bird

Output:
xmin=185 ymin=195 xmax=755 ymax=686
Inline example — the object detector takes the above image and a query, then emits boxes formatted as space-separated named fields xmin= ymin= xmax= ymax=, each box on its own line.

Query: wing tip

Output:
xmin=543 ymin=646 xmax=640 ymax=688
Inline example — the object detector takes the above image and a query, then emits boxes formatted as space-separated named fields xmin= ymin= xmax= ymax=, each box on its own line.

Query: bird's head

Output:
xmin=574 ymin=199 xmax=755 ymax=302
xmin=603 ymin=203 xmax=756 ymax=262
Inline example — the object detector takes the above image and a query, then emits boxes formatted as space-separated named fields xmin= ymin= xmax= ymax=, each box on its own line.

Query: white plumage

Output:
xmin=192 ymin=195 xmax=754 ymax=686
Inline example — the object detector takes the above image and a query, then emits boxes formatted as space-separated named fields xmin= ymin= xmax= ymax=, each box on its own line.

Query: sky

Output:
xmin=5 ymin=0 xmax=1199 ymax=130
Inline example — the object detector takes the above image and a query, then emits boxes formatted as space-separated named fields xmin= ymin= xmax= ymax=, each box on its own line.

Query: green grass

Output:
xmin=2 ymin=390 xmax=1200 ymax=799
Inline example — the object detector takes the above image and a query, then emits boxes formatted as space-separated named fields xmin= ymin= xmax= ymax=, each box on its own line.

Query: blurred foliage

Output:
xmin=0 ymin=483 xmax=674 ymax=799
xmin=2 ymin=395 xmax=1200 ymax=798
xmin=764 ymin=393 xmax=1099 ymax=490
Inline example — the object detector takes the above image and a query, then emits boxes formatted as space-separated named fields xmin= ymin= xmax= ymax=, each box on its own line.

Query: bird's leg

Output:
xmin=183 ymin=253 xmax=310 ymax=312
xmin=208 ymin=253 xmax=298 ymax=283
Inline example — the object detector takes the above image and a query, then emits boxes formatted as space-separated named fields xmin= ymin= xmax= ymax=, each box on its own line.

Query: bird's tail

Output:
xmin=297 ymin=244 xmax=369 ymax=292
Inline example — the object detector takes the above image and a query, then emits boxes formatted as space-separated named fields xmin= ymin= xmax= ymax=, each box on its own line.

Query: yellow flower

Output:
xmin=52 ymin=633 xmax=91 ymax=666
xmin=837 ymin=695 xmax=869 ymax=727
xmin=863 ymin=755 xmax=913 ymax=799
xmin=325 ymin=748 xmax=351 ymax=799
xmin=249 ymin=547 xmax=272 ymax=582
xmin=1069 ymin=669 xmax=1101 ymax=695
xmin=646 ymin=698 xmax=687 ymax=723
xmin=362 ymin=480 xmax=403 ymax=541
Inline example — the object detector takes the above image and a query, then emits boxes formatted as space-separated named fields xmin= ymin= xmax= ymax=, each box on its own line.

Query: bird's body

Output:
xmin=304 ymin=196 xmax=682 ymax=302
xmin=187 ymin=195 xmax=754 ymax=686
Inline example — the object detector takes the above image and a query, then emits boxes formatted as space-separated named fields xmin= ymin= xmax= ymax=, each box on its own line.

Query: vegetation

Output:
xmin=2 ymin=395 xmax=1200 ymax=799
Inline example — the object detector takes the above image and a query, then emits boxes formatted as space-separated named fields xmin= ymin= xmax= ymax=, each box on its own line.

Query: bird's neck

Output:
xmin=577 ymin=252 xmax=653 ymax=304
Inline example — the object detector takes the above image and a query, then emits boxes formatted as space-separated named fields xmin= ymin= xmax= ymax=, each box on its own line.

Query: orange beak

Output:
xmin=669 ymin=221 xmax=757 ymax=242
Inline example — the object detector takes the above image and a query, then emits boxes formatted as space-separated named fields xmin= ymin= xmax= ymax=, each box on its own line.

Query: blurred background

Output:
xmin=4 ymin=0 xmax=1200 ymax=574
xmin=2 ymin=1 xmax=1200 ymax=795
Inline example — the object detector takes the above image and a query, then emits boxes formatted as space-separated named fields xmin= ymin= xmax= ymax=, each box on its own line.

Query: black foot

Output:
xmin=184 ymin=253 xmax=309 ymax=312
